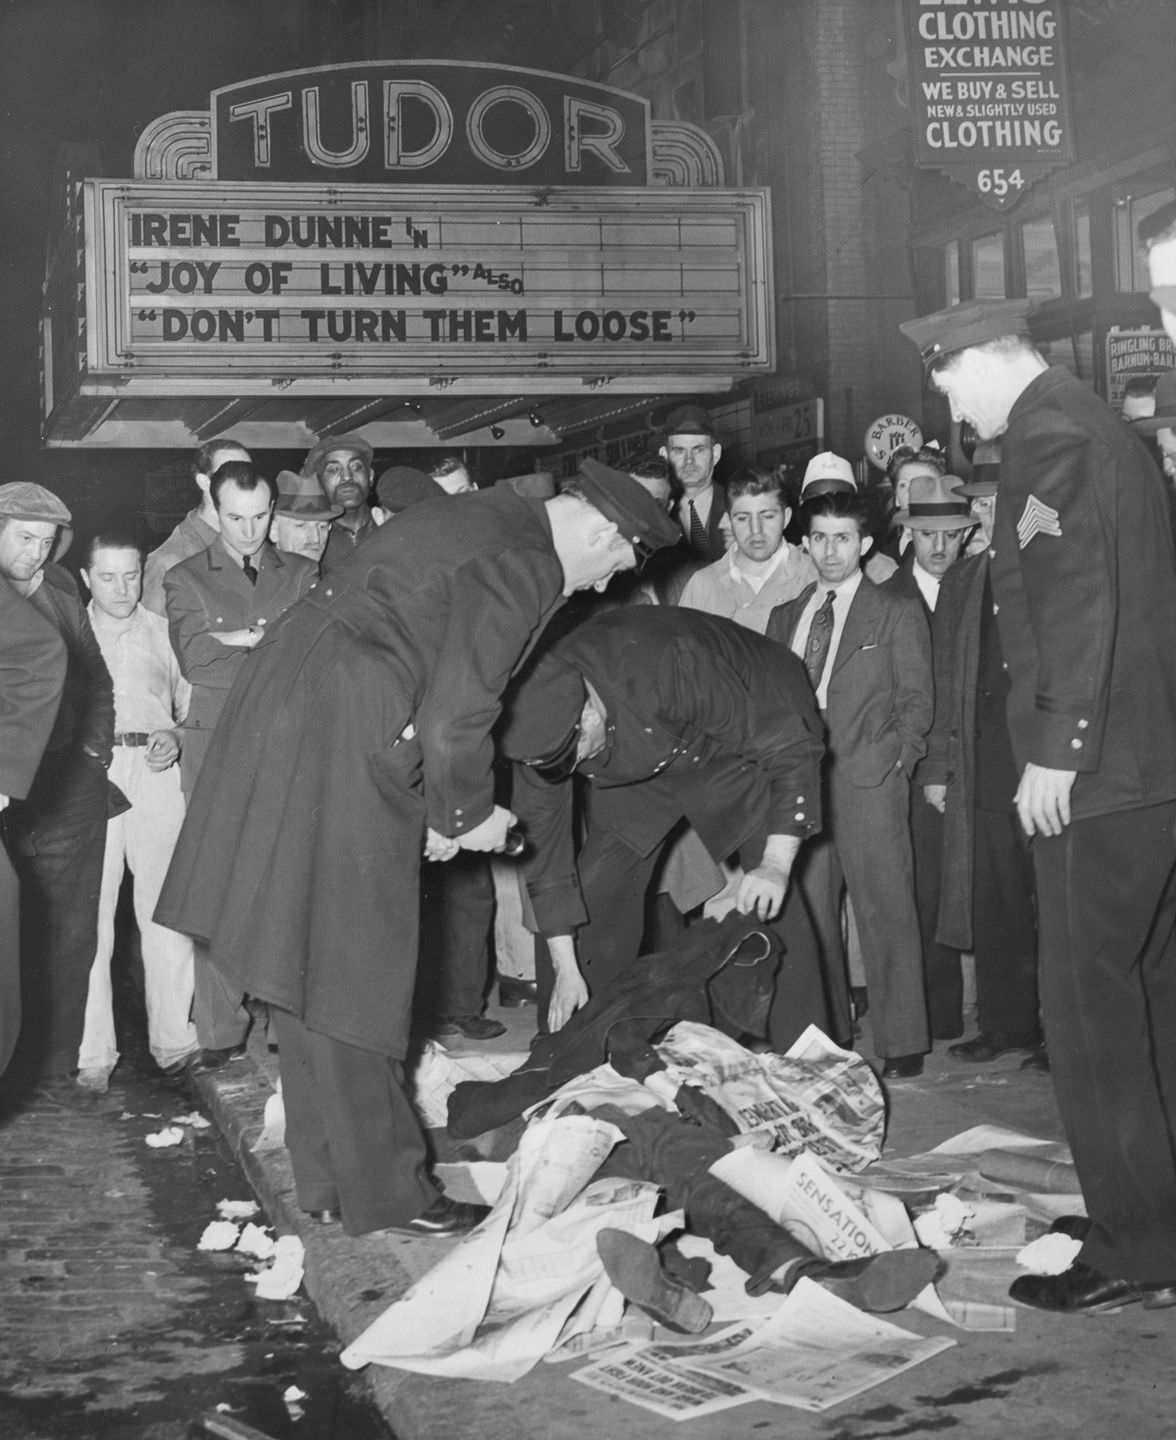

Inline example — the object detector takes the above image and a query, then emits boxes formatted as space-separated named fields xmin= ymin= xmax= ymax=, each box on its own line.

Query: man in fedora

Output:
xmin=271 ymin=470 xmax=343 ymax=568
xmin=156 ymin=458 xmax=679 ymax=1240
xmin=920 ymin=455 xmax=1043 ymax=1073
xmin=901 ymin=296 xmax=1176 ymax=1315
xmin=659 ymin=404 xmax=727 ymax=563
xmin=883 ymin=470 xmax=976 ymax=1045
xmin=1131 ymin=369 xmax=1176 ymax=542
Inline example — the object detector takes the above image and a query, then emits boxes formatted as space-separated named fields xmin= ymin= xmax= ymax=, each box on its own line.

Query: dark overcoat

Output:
xmin=919 ymin=553 xmax=987 ymax=951
xmin=0 ymin=580 xmax=66 ymax=1075
xmin=508 ymin=607 xmax=824 ymax=934
xmin=156 ymin=487 xmax=565 ymax=1057
xmin=992 ymin=365 xmax=1176 ymax=818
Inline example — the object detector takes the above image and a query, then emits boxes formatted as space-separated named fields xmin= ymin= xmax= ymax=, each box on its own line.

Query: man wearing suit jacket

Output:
xmin=165 ymin=462 xmax=317 ymax=1069
xmin=660 ymin=404 xmax=728 ymax=564
xmin=882 ymin=471 xmax=976 ymax=1043
xmin=767 ymin=489 xmax=932 ymax=1078
xmin=906 ymin=296 xmax=1176 ymax=1316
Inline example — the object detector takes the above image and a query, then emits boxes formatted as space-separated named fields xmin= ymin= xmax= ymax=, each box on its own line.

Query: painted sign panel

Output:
xmin=904 ymin=0 xmax=1075 ymax=211
xmin=212 ymin=62 xmax=651 ymax=186
xmin=1106 ymin=327 xmax=1176 ymax=409
xmin=85 ymin=181 xmax=773 ymax=377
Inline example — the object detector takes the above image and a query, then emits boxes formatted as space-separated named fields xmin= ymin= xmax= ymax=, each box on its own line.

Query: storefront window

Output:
xmin=1072 ymin=199 xmax=1093 ymax=298
xmin=1022 ymin=216 xmax=1061 ymax=300
xmin=971 ymin=232 xmax=1005 ymax=297
xmin=944 ymin=243 xmax=960 ymax=306
xmin=1114 ymin=186 xmax=1176 ymax=292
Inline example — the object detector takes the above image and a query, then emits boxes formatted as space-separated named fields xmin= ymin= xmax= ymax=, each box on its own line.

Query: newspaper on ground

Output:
xmin=573 ymin=1279 xmax=955 ymax=1417
xmin=411 ymin=1039 xmax=531 ymax=1131
xmin=339 ymin=1114 xmax=672 ymax=1381
xmin=651 ymin=1021 xmax=884 ymax=1172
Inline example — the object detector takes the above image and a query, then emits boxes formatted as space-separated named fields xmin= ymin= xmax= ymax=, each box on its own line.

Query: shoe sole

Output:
xmin=597 ymin=1229 xmax=713 ymax=1334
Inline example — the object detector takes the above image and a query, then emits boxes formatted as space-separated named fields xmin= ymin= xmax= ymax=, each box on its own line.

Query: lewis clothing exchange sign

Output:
xmin=904 ymin=0 xmax=1075 ymax=210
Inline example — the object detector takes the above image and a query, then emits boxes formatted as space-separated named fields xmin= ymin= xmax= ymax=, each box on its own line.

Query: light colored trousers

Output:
xmin=78 ymin=747 xmax=198 ymax=1072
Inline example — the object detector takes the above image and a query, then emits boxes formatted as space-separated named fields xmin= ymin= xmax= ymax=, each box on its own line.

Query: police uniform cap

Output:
xmin=899 ymin=298 xmax=1033 ymax=373
xmin=572 ymin=457 xmax=681 ymax=553
xmin=377 ymin=466 xmax=444 ymax=514
xmin=498 ymin=650 xmax=587 ymax=770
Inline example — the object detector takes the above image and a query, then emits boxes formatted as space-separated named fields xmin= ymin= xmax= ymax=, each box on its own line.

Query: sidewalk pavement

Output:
xmin=191 ymin=996 xmax=1176 ymax=1440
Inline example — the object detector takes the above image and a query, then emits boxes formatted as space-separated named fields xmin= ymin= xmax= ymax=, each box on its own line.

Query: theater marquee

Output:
xmin=87 ymin=181 xmax=771 ymax=376
xmin=41 ymin=61 xmax=773 ymax=450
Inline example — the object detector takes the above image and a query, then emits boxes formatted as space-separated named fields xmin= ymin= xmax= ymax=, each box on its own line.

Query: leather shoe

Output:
xmin=436 ymin=1014 xmax=508 ymax=1041
xmin=948 ymin=1030 xmax=1041 ymax=1062
xmin=881 ymin=1054 xmax=924 ymax=1080
xmin=597 ymin=1228 xmax=713 ymax=1334
xmin=188 ymin=1044 xmax=247 ymax=1075
xmin=387 ymin=1194 xmax=490 ymax=1237
xmin=797 ymin=1248 xmax=940 ymax=1313
xmin=497 ymin=974 xmax=538 ymax=1008
xmin=1021 ymin=1045 xmax=1051 ymax=1073
xmin=1010 ymin=1259 xmax=1176 ymax=1314
xmin=1049 ymin=1214 xmax=1091 ymax=1242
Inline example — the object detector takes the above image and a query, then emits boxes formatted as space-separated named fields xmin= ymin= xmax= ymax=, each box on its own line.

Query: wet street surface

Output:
xmin=0 ymin=1002 xmax=394 ymax=1440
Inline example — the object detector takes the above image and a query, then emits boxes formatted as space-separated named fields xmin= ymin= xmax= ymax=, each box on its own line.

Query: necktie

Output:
xmin=688 ymin=500 xmax=708 ymax=553
xmin=805 ymin=589 xmax=837 ymax=690
xmin=242 ymin=555 xmax=258 ymax=586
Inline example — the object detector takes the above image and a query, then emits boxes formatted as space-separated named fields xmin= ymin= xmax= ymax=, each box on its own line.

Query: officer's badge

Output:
xmin=1016 ymin=494 xmax=1062 ymax=548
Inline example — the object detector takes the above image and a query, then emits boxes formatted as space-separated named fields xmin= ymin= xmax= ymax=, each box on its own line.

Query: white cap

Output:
xmin=800 ymin=451 xmax=857 ymax=499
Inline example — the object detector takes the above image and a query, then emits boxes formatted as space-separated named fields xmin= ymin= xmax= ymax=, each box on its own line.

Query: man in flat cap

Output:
xmin=157 ymin=458 xmax=678 ymax=1240
xmin=0 ymin=576 xmax=66 ymax=1078
xmin=499 ymin=607 xmax=829 ymax=1045
xmin=0 ymin=483 xmax=116 ymax=1099
xmin=660 ymin=404 xmax=728 ymax=563
xmin=304 ymin=433 xmax=382 ymax=572
xmin=901 ymin=297 xmax=1176 ymax=1315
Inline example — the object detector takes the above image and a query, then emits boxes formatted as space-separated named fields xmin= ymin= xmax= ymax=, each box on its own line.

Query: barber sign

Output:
xmin=864 ymin=414 xmax=923 ymax=471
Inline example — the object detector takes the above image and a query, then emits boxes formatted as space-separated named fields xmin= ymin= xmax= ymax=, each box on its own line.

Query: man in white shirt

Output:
xmin=679 ymin=466 xmax=815 ymax=632
xmin=77 ymin=534 xmax=198 ymax=1089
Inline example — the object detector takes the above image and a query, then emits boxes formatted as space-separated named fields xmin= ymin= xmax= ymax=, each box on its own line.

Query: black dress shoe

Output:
xmin=881 ymin=1054 xmax=924 ymax=1080
xmin=1049 ymin=1214 xmax=1092 ymax=1242
xmin=188 ymin=1044 xmax=247 ymax=1075
xmin=387 ymin=1194 xmax=490 ymax=1237
xmin=497 ymin=974 xmax=539 ymax=1008
xmin=948 ymin=1030 xmax=1042 ymax=1062
xmin=1010 ymin=1259 xmax=1176 ymax=1314
xmin=436 ymin=1014 xmax=508 ymax=1041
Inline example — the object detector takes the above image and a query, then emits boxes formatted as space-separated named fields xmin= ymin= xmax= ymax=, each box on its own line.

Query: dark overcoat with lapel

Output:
xmin=155 ymin=487 xmax=566 ymax=1057
xmin=508 ymin=607 xmax=824 ymax=934
xmin=767 ymin=576 xmax=932 ymax=786
xmin=919 ymin=552 xmax=988 ymax=951
xmin=991 ymin=366 xmax=1176 ymax=819
xmin=164 ymin=537 xmax=317 ymax=784
xmin=0 ymin=580 xmax=67 ymax=1075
